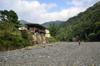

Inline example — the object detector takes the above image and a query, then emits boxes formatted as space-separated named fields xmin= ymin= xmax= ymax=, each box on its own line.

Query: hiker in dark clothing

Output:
xmin=76 ymin=36 xmax=80 ymax=46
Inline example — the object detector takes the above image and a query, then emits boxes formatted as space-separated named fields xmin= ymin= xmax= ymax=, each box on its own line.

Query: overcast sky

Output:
xmin=0 ymin=0 xmax=99 ymax=24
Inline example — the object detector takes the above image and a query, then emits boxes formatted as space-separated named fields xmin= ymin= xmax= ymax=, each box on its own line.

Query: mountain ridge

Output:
xmin=42 ymin=20 xmax=64 ymax=28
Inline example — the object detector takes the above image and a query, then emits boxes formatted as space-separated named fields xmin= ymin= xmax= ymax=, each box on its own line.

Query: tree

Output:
xmin=0 ymin=10 xmax=30 ymax=50
xmin=0 ymin=10 xmax=20 ymax=28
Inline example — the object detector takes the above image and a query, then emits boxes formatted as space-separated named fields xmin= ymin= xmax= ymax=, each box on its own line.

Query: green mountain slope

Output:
xmin=48 ymin=1 xmax=100 ymax=41
xmin=42 ymin=21 xmax=64 ymax=28
xmin=19 ymin=20 xmax=30 ymax=24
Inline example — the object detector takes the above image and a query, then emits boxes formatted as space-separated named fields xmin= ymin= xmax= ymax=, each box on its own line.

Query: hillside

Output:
xmin=48 ymin=1 xmax=100 ymax=41
xmin=42 ymin=21 xmax=64 ymax=28
xmin=19 ymin=20 xmax=32 ymax=25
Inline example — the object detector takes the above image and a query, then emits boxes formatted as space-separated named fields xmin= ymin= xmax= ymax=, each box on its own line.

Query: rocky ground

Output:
xmin=0 ymin=42 xmax=100 ymax=66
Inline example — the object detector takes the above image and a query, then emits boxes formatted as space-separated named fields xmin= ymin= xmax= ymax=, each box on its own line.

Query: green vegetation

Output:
xmin=48 ymin=2 xmax=100 ymax=41
xmin=0 ymin=10 xmax=33 ymax=51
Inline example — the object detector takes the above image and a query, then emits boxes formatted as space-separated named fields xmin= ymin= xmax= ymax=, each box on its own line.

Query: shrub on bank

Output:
xmin=0 ymin=30 xmax=34 ymax=51
xmin=47 ymin=37 xmax=58 ymax=43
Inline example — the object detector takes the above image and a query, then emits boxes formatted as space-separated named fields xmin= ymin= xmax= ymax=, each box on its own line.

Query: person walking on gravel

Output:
xmin=76 ymin=36 xmax=80 ymax=46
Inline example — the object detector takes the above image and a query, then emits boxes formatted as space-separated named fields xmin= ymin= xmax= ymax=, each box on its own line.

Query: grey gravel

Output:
xmin=0 ymin=42 xmax=100 ymax=66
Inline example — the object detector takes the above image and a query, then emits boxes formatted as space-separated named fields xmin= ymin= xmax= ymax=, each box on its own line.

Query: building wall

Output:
xmin=19 ymin=26 xmax=51 ymax=44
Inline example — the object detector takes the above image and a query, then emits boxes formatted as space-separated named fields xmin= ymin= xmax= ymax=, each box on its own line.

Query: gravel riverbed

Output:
xmin=0 ymin=42 xmax=100 ymax=66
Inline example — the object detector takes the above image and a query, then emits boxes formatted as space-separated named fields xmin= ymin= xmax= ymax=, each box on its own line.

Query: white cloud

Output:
xmin=0 ymin=0 xmax=98 ymax=24
xmin=37 ymin=7 xmax=85 ymax=23
xmin=0 ymin=0 xmax=57 ymax=23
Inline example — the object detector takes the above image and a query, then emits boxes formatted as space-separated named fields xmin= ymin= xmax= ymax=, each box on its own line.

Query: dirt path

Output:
xmin=0 ymin=42 xmax=100 ymax=66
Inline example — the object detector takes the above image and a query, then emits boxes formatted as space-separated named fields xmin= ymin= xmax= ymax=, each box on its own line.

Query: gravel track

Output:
xmin=0 ymin=42 xmax=100 ymax=66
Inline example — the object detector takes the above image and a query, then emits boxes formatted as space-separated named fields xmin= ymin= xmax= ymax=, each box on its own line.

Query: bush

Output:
xmin=47 ymin=37 xmax=58 ymax=43
xmin=0 ymin=31 xmax=33 ymax=51
xmin=88 ymin=33 xmax=96 ymax=41
xmin=21 ymin=31 xmax=34 ymax=45
xmin=95 ymin=30 xmax=100 ymax=41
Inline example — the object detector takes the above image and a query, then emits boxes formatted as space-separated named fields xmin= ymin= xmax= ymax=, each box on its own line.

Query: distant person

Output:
xmin=76 ymin=36 xmax=80 ymax=46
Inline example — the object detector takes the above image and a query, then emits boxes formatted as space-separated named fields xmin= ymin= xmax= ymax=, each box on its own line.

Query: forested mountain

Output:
xmin=42 ymin=21 xmax=64 ymax=28
xmin=48 ymin=1 xmax=100 ymax=41
xmin=19 ymin=20 xmax=30 ymax=25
